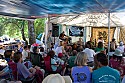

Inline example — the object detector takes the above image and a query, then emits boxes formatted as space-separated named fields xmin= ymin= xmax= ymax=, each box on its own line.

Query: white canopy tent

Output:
xmin=50 ymin=13 xmax=125 ymax=27
xmin=48 ymin=12 xmax=125 ymax=63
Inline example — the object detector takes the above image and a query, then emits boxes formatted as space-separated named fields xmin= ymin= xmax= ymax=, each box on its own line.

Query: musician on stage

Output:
xmin=59 ymin=31 xmax=72 ymax=44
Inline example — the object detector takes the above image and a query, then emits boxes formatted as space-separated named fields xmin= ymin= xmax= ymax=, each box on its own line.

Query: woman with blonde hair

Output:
xmin=71 ymin=52 xmax=92 ymax=83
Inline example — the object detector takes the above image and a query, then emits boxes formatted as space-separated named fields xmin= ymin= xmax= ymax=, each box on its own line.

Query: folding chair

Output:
xmin=44 ymin=56 xmax=57 ymax=76
xmin=30 ymin=53 xmax=41 ymax=67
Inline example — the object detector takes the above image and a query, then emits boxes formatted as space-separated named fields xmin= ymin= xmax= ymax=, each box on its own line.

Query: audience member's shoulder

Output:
xmin=110 ymin=67 xmax=120 ymax=73
xmin=108 ymin=66 xmax=120 ymax=75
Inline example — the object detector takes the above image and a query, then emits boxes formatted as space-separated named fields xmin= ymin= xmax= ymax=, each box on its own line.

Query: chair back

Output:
xmin=8 ymin=61 xmax=18 ymax=80
xmin=30 ymin=53 xmax=41 ymax=66
xmin=44 ymin=56 xmax=52 ymax=72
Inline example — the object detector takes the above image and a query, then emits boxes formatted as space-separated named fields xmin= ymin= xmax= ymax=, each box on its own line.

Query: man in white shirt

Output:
xmin=22 ymin=46 xmax=29 ymax=61
xmin=0 ymin=45 xmax=5 ymax=56
xmin=117 ymin=41 xmax=124 ymax=53
xmin=97 ymin=37 xmax=104 ymax=44
xmin=83 ymin=41 xmax=95 ymax=67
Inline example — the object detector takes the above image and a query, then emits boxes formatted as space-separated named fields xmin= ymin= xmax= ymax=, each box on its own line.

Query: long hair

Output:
xmin=47 ymin=50 xmax=55 ymax=58
xmin=97 ymin=42 xmax=103 ymax=48
xmin=74 ymin=52 xmax=88 ymax=66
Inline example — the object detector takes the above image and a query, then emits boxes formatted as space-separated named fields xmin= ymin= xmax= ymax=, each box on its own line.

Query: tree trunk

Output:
xmin=28 ymin=20 xmax=36 ymax=45
xmin=21 ymin=20 xmax=28 ymax=45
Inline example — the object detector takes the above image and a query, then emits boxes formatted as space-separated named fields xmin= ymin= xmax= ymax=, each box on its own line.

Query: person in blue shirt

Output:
xmin=71 ymin=52 xmax=92 ymax=83
xmin=92 ymin=53 xmax=121 ymax=83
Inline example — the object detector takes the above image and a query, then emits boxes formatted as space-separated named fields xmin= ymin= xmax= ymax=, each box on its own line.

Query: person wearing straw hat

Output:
xmin=42 ymin=74 xmax=72 ymax=83
xmin=110 ymin=49 xmax=125 ymax=78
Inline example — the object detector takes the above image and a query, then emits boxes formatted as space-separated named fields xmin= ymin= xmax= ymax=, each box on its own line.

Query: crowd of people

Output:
xmin=0 ymin=32 xmax=125 ymax=83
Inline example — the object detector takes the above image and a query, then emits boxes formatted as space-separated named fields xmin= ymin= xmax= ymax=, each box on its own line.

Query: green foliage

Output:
xmin=0 ymin=17 xmax=28 ymax=39
xmin=34 ymin=18 xmax=45 ymax=37
xmin=0 ymin=16 xmax=46 ymax=40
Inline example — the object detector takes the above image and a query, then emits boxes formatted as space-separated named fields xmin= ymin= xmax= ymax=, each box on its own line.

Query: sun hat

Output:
xmin=47 ymin=74 xmax=65 ymax=83
xmin=43 ymin=74 xmax=65 ymax=83
xmin=42 ymin=74 xmax=55 ymax=83
xmin=114 ymin=49 xmax=122 ymax=56
xmin=62 ymin=76 xmax=72 ymax=83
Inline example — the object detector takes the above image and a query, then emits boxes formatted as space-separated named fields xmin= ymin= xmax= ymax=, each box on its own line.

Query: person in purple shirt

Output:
xmin=13 ymin=52 xmax=43 ymax=83
xmin=71 ymin=52 xmax=92 ymax=83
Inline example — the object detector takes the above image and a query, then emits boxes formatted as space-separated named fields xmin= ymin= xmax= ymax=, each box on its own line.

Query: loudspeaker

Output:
xmin=52 ymin=24 xmax=59 ymax=37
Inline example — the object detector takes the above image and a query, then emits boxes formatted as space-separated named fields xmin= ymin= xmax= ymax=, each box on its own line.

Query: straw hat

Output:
xmin=42 ymin=74 xmax=65 ymax=83
xmin=42 ymin=74 xmax=55 ymax=83
xmin=114 ymin=49 xmax=122 ymax=56
xmin=62 ymin=76 xmax=72 ymax=83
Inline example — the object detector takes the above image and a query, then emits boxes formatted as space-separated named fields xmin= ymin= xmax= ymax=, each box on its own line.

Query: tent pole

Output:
xmin=45 ymin=15 xmax=49 ymax=52
xmin=108 ymin=12 xmax=110 ymax=65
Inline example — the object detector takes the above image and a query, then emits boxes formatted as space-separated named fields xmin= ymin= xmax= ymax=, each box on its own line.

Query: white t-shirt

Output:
xmin=55 ymin=46 xmax=63 ymax=55
xmin=98 ymin=39 xmax=104 ymax=44
xmin=117 ymin=45 xmax=124 ymax=53
xmin=0 ymin=49 xmax=5 ymax=55
xmin=83 ymin=48 xmax=95 ymax=62
xmin=22 ymin=50 xmax=28 ymax=60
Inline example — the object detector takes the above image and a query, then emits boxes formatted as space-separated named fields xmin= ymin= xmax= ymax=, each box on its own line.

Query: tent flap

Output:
xmin=0 ymin=0 xmax=125 ymax=18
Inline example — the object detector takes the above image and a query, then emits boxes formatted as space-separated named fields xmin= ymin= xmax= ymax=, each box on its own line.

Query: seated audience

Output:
xmin=47 ymin=50 xmax=64 ymax=73
xmin=30 ymin=46 xmax=44 ymax=67
xmin=13 ymin=51 xmax=44 ymax=83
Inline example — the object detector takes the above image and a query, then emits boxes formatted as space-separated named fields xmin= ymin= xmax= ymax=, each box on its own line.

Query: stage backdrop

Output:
xmin=92 ymin=27 xmax=116 ymax=44
xmin=120 ymin=27 xmax=125 ymax=44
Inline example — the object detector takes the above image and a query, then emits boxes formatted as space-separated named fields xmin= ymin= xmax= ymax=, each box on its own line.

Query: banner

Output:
xmin=92 ymin=27 xmax=115 ymax=44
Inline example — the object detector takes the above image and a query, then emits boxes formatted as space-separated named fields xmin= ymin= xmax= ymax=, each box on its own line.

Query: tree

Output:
xmin=34 ymin=18 xmax=45 ymax=38
xmin=0 ymin=16 xmax=46 ymax=45
xmin=28 ymin=20 xmax=36 ymax=44
xmin=0 ymin=17 xmax=28 ymax=43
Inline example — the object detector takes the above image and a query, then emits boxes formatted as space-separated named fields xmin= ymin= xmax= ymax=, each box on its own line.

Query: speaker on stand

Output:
xmin=52 ymin=24 xmax=59 ymax=44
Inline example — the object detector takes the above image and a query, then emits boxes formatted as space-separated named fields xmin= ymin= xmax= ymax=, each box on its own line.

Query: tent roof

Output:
xmin=50 ymin=13 xmax=125 ymax=27
xmin=0 ymin=0 xmax=125 ymax=19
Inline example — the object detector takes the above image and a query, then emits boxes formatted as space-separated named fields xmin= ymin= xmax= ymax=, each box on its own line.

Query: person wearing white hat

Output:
xmin=113 ymin=49 xmax=123 ymax=63
xmin=110 ymin=49 xmax=125 ymax=78
xmin=113 ymin=49 xmax=123 ymax=57
xmin=42 ymin=74 xmax=72 ymax=83
xmin=117 ymin=41 xmax=124 ymax=53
